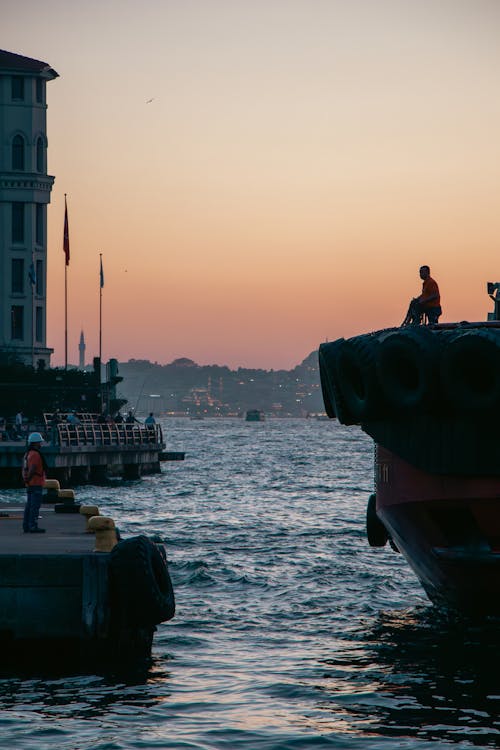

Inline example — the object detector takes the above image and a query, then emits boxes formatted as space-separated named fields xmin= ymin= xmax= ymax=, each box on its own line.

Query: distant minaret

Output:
xmin=79 ymin=330 xmax=85 ymax=369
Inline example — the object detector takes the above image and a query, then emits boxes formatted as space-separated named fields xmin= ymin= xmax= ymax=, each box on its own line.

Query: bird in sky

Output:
xmin=146 ymin=98 xmax=155 ymax=104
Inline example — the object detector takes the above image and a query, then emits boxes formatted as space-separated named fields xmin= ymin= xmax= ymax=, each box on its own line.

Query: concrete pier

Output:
xmin=0 ymin=499 xmax=175 ymax=671
xmin=0 ymin=420 xmax=184 ymax=487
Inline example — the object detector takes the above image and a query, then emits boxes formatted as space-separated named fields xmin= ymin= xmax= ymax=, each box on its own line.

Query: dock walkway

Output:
xmin=0 ymin=504 xmax=94 ymax=554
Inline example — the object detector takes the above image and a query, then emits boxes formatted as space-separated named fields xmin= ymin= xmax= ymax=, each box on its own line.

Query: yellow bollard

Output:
xmin=79 ymin=505 xmax=100 ymax=531
xmin=44 ymin=478 xmax=61 ymax=503
xmin=88 ymin=516 xmax=118 ymax=552
xmin=58 ymin=489 xmax=76 ymax=501
xmin=44 ymin=479 xmax=60 ymax=491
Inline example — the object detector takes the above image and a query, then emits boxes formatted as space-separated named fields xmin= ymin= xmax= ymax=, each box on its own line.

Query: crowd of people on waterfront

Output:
xmin=0 ymin=411 xmax=26 ymax=442
xmin=0 ymin=409 xmax=156 ymax=443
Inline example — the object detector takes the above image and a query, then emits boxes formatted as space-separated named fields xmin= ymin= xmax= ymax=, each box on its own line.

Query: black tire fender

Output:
xmin=366 ymin=493 xmax=388 ymax=547
xmin=376 ymin=327 xmax=438 ymax=411
xmin=318 ymin=340 xmax=349 ymax=421
xmin=440 ymin=330 xmax=500 ymax=412
xmin=110 ymin=535 xmax=175 ymax=626
xmin=336 ymin=336 xmax=382 ymax=422
xmin=318 ymin=347 xmax=336 ymax=418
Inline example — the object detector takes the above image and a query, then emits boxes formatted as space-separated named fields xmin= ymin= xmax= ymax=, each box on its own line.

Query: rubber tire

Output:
xmin=318 ymin=346 xmax=336 ymax=418
xmin=336 ymin=336 xmax=382 ymax=422
xmin=110 ymin=535 xmax=175 ymax=626
xmin=366 ymin=493 xmax=388 ymax=547
xmin=318 ymin=339 xmax=355 ymax=423
xmin=376 ymin=327 xmax=438 ymax=411
xmin=440 ymin=330 xmax=500 ymax=412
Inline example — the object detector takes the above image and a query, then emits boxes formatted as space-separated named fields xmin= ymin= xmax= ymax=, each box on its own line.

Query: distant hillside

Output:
xmin=114 ymin=351 xmax=323 ymax=417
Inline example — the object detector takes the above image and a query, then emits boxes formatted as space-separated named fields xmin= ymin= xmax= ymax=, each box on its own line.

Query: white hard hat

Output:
xmin=28 ymin=432 xmax=44 ymax=444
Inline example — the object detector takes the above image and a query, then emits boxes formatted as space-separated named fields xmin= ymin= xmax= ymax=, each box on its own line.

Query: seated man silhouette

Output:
xmin=403 ymin=265 xmax=442 ymax=326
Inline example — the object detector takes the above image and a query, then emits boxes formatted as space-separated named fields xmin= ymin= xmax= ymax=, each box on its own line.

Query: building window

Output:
xmin=36 ymin=137 xmax=45 ymax=172
xmin=36 ymin=307 xmax=43 ymax=342
xmin=12 ymin=135 xmax=25 ymax=171
xmin=36 ymin=79 xmax=44 ymax=103
xmin=36 ymin=260 xmax=43 ymax=296
xmin=11 ymin=76 xmax=24 ymax=100
xmin=36 ymin=203 xmax=44 ymax=244
xmin=11 ymin=305 xmax=24 ymax=340
xmin=12 ymin=203 xmax=24 ymax=243
xmin=11 ymin=259 xmax=24 ymax=294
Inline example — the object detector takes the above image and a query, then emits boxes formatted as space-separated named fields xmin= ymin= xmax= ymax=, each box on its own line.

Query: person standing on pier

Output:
xmin=22 ymin=432 xmax=47 ymax=534
xmin=15 ymin=410 xmax=24 ymax=438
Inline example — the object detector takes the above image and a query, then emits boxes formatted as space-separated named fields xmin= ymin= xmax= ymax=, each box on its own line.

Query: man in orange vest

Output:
xmin=22 ymin=432 xmax=47 ymax=534
xmin=416 ymin=265 xmax=442 ymax=325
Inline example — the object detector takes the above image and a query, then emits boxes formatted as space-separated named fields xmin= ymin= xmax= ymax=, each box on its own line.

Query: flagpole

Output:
xmin=63 ymin=194 xmax=70 ymax=370
xmin=99 ymin=253 xmax=103 ymax=412
xmin=99 ymin=253 xmax=103 ymax=364
xmin=64 ymin=263 xmax=68 ymax=370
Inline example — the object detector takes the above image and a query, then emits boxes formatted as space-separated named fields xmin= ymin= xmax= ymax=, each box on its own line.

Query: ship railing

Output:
xmin=54 ymin=422 xmax=163 ymax=448
xmin=43 ymin=412 xmax=100 ymax=426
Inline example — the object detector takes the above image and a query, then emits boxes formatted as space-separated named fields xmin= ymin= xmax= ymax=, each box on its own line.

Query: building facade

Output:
xmin=0 ymin=49 xmax=58 ymax=367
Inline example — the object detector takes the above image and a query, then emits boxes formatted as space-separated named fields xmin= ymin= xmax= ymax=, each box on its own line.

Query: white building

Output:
xmin=0 ymin=49 xmax=58 ymax=367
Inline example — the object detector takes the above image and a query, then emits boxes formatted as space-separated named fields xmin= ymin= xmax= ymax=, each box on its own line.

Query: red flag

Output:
xmin=63 ymin=195 xmax=70 ymax=266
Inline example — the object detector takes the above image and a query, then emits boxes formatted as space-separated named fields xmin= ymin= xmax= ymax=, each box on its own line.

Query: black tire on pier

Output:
xmin=110 ymin=535 xmax=175 ymax=627
xmin=376 ymin=327 xmax=438 ymax=412
xmin=366 ymin=493 xmax=388 ymax=547
xmin=440 ymin=330 xmax=500 ymax=413
xmin=335 ymin=336 xmax=381 ymax=423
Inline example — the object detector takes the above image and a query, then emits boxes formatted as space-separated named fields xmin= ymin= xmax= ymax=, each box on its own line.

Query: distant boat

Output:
xmin=245 ymin=409 xmax=265 ymax=422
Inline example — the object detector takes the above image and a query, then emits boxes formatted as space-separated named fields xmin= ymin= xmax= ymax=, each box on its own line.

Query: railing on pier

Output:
xmin=42 ymin=413 xmax=163 ymax=449
xmin=55 ymin=422 xmax=163 ymax=448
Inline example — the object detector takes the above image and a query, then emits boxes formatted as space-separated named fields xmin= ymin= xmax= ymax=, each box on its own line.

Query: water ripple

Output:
xmin=1 ymin=418 xmax=499 ymax=748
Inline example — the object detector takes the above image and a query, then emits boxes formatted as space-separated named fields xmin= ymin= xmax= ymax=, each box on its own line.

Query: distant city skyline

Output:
xmin=4 ymin=1 xmax=500 ymax=369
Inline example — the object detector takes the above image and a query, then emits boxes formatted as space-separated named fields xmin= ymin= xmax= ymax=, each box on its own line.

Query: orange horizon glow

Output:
xmin=5 ymin=1 xmax=500 ymax=369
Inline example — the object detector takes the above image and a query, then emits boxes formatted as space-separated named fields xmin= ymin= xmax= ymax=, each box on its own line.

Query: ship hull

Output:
xmin=376 ymin=444 xmax=500 ymax=613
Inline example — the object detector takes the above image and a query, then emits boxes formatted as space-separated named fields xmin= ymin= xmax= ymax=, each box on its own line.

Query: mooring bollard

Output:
xmin=44 ymin=478 xmax=61 ymax=502
xmin=88 ymin=516 xmax=118 ymax=552
xmin=58 ymin=489 xmax=76 ymax=501
xmin=79 ymin=505 xmax=100 ymax=531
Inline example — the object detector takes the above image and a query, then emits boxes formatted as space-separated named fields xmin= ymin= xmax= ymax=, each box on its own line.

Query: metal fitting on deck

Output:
xmin=87 ymin=516 xmax=118 ymax=552
xmin=79 ymin=505 xmax=100 ymax=531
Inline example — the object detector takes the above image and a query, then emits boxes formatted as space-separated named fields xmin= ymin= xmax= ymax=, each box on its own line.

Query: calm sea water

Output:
xmin=1 ymin=418 xmax=500 ymax=749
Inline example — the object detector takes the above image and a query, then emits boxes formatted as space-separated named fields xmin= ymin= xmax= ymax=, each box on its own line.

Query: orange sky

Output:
xmin=4 ymin=0 xmax=500 ymax=368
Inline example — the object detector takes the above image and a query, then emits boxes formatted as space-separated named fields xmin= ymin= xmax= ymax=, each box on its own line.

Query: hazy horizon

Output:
xmin=66 ymin=346 xmax=318 ymax=372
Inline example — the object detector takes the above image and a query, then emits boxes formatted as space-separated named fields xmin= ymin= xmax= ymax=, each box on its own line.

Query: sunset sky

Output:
xmin=4 ymin=0 xmax=500 ymax=369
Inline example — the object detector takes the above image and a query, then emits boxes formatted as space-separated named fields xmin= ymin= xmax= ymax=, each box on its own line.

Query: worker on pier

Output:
xmin=22 ymin=432 xmax=47 ymax=534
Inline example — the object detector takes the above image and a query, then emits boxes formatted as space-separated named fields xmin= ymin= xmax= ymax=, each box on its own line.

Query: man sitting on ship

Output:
xmin=403 ymin=265 xmax=442 ymax=326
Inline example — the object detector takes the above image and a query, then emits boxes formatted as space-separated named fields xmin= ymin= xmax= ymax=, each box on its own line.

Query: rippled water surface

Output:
xmin=2 ymin=418 xmax=500 ymax=749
